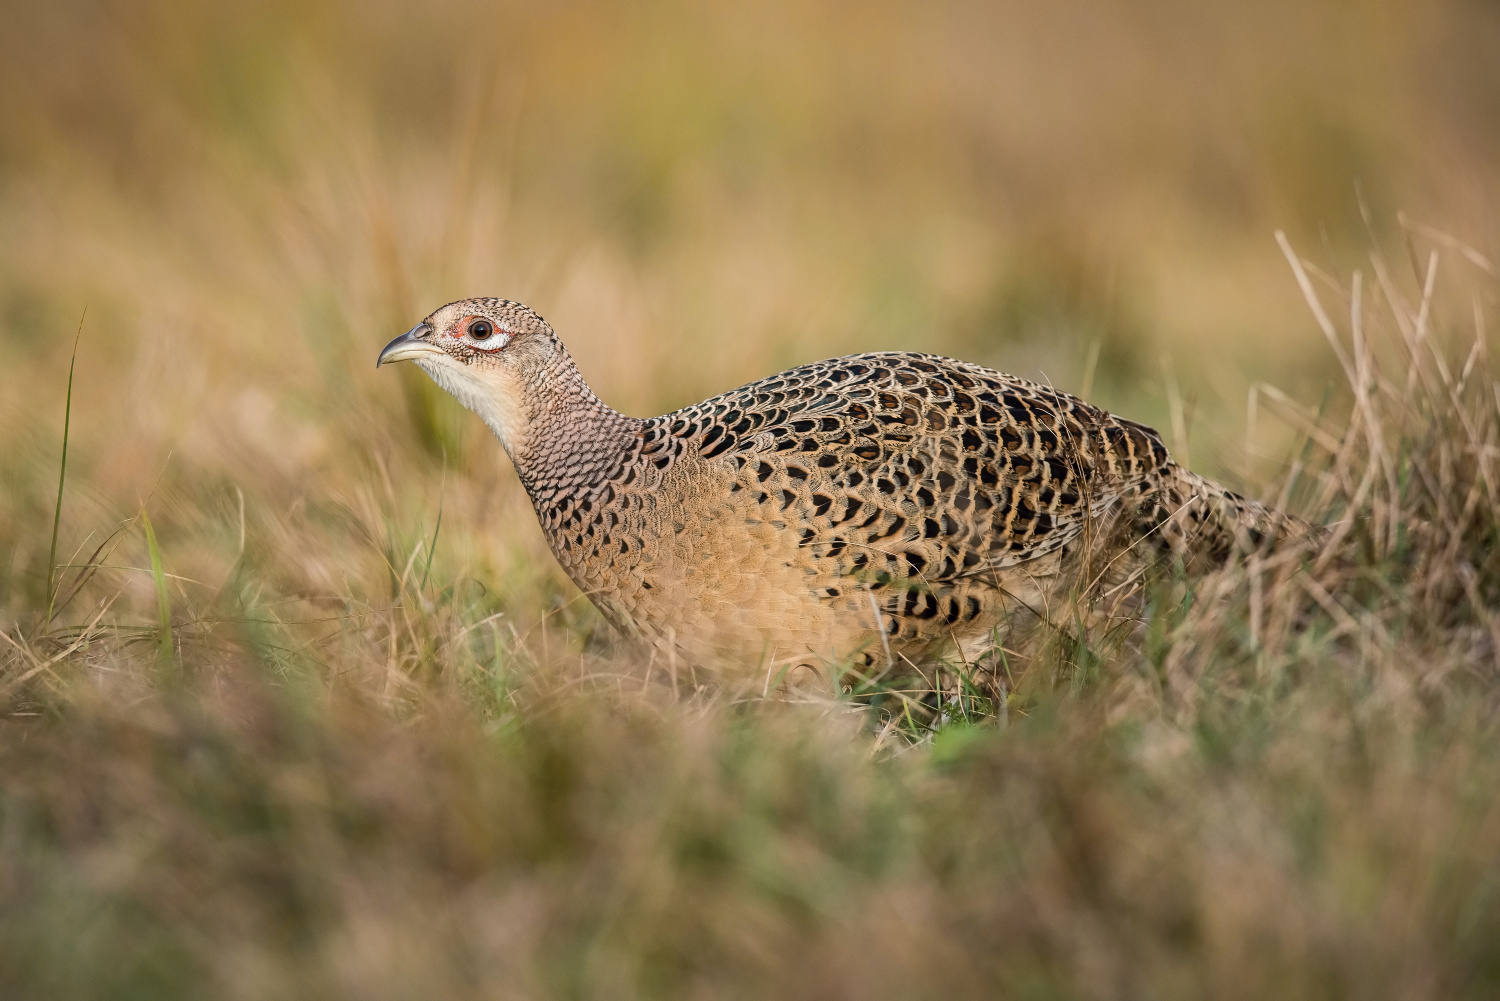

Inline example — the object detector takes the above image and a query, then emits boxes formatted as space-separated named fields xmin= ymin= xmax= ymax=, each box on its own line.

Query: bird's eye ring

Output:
xmin=468 ymin=319 xmax=495 ymax=341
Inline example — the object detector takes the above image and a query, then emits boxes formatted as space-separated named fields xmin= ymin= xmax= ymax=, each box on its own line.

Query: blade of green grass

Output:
xmin=420 ymin=498 xmax=443 ymax=594
xmin=419 ymin=453 xmax=447 ymax=594
xmin=51 ymin=525 xmax=126 ymax=621
xmin=44 ymin=310 xmax=85 ymax=628
xmin=141 ymin=507 xmax=173 ymax=663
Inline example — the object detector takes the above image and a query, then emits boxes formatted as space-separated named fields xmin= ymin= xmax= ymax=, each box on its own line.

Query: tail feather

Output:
xmin=1132 ymin=463 xmax=1323 ymax=565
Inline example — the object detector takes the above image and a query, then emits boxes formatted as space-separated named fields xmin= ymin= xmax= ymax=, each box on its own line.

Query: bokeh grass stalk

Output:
xmin=42 ymin=314 xmax=82 ymax=628
xmin=140 ymin=508 xmax=173 ymax=665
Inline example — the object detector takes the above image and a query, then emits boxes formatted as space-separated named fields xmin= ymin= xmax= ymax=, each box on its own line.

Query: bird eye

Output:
xmin=468 ymin=319 xmax=495 ymax=341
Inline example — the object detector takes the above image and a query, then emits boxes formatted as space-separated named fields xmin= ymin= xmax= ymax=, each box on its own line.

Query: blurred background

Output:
xmin=7 ymin=6 xmax=1500 ymax=998
xmin=1 ymin=0 xmax=1498 ymax=629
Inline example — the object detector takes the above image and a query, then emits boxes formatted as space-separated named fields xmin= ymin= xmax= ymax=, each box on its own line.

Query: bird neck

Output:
xmin=500 ymin=347 xmax=645 ymax=506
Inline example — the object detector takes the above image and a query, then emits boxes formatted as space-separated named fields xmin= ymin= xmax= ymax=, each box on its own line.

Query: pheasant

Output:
xmin=378 ymin=298 xmax=1312 ymax=669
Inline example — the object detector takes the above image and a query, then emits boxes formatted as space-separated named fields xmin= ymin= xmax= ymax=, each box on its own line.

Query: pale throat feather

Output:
xmin=415 ymin=356 xmax=533 ymax=456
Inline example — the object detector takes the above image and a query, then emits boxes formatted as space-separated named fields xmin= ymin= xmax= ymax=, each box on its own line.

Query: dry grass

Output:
xmin=4 ymin=1 xmax=1500 ymax=998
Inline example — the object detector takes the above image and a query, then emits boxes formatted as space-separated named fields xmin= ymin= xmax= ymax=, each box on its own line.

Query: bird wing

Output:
xmin=646 ymin=352 xmax=1171 ymax=599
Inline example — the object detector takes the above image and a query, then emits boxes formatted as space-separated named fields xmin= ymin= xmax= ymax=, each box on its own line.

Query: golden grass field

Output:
xmin=3 ymin=0 xmax=1500 ymax=997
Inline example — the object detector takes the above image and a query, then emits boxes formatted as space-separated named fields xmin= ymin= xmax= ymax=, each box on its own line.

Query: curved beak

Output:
xmin=376 ymin=322 xmax=440 ymax=367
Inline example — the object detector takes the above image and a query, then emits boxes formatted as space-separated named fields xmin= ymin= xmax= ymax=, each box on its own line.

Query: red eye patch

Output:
xmin=454 ymin=316 xmax=501 ymax=345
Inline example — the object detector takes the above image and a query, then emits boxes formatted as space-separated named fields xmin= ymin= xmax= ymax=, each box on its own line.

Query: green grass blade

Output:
xmin=44 ymin=311 xmax=85 ymax=627
xmin=420 ymin=500 xmax=443 ymax=593
xmin=419 ymin=453 xmax=447 ymax=594
xmin=141 ymin=508 xmax=173 ymax=663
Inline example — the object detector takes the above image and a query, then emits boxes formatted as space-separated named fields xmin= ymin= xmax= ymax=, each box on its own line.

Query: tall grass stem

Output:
xmin=44 ymin=311 xmax=85 ymax=628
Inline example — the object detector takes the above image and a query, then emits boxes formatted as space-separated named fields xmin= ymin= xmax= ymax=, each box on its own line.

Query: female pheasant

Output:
xmin=379 ymin=298 xmax=1309 ymax=668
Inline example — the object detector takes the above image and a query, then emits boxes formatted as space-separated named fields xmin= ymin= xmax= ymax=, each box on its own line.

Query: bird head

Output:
xmin=377 ymin=297 xmax=562 ymax=451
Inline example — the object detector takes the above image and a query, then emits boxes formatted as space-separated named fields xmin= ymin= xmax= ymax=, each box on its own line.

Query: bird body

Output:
xmin=380 ymin=299 xmax=1305 ymax=669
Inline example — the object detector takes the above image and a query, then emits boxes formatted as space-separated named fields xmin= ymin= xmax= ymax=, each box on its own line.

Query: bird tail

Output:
xmin=1131 ymin=463 xmax=1323 ymax=565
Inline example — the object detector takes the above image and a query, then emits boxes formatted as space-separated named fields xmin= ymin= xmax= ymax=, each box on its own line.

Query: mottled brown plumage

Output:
xmin=378 ymin=298 xmax=1312 ymax=668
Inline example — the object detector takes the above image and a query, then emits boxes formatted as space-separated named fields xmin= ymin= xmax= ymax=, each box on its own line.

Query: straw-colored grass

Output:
xmin=3 ymin=2 xmax=1500 ymax=998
